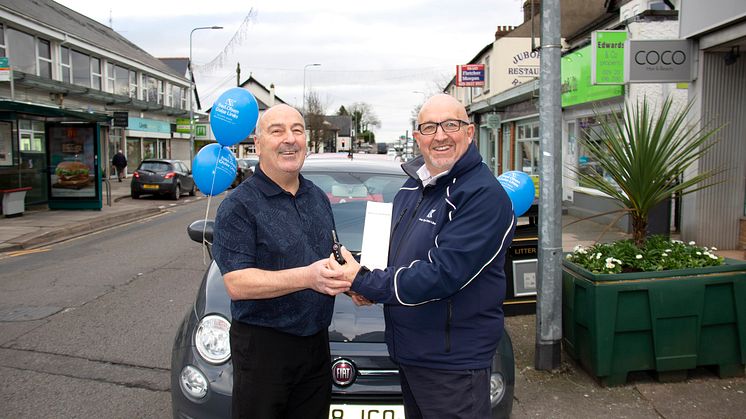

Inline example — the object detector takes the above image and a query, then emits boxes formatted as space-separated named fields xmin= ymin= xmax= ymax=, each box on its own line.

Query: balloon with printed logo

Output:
xmin=497 ymin=171 xmax=535 ymax=217
xmin=210 ymin=87 xmax=259 ymax=147
xmin=192 ymin=143 xmax=237 ymax=195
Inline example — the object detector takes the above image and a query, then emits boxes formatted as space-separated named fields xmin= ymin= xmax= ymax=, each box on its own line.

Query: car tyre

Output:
xmin=132 ymin=191 xmax=140 ymax=199
xmin=189 ymin=183 xmax=196 ymax=196
xmin=172 ymin=183 xmax=181 ymax=201
xmin=491 ymin=329 xmax=515 ymax=418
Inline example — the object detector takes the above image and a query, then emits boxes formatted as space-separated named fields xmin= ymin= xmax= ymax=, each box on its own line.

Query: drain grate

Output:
xmin=0 ymin=306 xmax=62 ymax=321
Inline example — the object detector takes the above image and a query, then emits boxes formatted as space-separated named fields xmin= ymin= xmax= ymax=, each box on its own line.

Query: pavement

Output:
xmin=1 ymin=177 xmax=745 ymax=417
xmin=0 ymin=177 xmax=210 ymax=254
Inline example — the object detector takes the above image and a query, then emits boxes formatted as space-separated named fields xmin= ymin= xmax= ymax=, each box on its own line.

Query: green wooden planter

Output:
xmin=562 ymin=258 xmax=746 ymax=386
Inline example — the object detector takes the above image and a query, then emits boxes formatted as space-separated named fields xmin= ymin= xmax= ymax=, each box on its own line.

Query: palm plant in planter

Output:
xmin=562 ymin=97 xmax=746 ymax=386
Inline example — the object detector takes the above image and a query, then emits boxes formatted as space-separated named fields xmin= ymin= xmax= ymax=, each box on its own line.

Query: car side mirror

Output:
xmin=187 ymin=219 xmax=214 ymax=244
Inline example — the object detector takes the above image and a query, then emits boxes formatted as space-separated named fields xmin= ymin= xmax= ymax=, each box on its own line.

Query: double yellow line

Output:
xmin=1 ymin=246 xmax=51 ymax=259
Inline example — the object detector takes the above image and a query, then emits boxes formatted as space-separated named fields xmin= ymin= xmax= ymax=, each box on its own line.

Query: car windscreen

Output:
xmin=302 ymin=171 xmax=406 ymax=253
xmin=138 ymin=162 xmax=171 ymax=173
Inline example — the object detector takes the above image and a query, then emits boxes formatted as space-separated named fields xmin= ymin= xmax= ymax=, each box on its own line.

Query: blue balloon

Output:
xmin=497 ymin=171 xmax=535 ymax=217
xmin=192 ymin=143 xmax=237 ymax=195
xmin=210 ymin=87 xmax=259 ymax=147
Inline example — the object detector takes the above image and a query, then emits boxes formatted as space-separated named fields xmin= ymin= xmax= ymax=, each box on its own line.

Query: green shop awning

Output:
xmin=0 ymin=100 xmax=110 ymax=123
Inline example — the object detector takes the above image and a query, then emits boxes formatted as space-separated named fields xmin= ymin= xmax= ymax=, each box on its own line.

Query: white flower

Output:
xmin=573 ymin=245 xmax=583 ymax=252
xmin=709 ymin=254 xmax=718 ymax=260
xmin=696 ymin=251 xmax=702 ymax=256
xmin=605 ymin=257 xmax=614 ymax=263
xmin=665 ymin=249 xmax=672 ymax=253
xmin=596 ymin=253 xmax=602 ymax=260
xmin=566 ymin=254 xmax=572 ymax=259
xmin=635 ymin=254 xmax=643 ymax=259
xmin=689 ymin=241 xmax=696 ymax=246
xmin=662 ymin=253 xmax=668 ymax=257
xmin=704 ymin=251 xmax=711 ymax=256
xmin=605 ymin=262 xmax=615 ymax=269
xmin=711 ymin=246 xmax=718 ymax=251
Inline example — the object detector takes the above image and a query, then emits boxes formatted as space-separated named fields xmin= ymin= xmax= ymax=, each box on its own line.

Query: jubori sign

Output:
xmin=624 ymin=39 xmax=695 ymax=83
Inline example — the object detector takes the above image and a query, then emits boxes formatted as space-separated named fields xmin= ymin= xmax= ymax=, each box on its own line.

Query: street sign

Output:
xmin=456 ymin=64 xmax=485 ymax=87
xmin=591 ymin=30 xmax=627 ymax=85
xmin=112 ymin=111 xmax=128 ymax=127
xmin=624 ymin=39 xmax=695 ymax=83
xmin=175 ymin=118 xmax=190 ymax=133
xmin=0 ymin=57 xmax=10 ymax=82
xmin=486 ymin=113 xmax=501 ymax=129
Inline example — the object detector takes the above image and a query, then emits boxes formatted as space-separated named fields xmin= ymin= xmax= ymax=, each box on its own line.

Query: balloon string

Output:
xmin=202 ymin=193 xmax=212 ymax=265
xmin=201 ymin=146 xmax=224 ymax=265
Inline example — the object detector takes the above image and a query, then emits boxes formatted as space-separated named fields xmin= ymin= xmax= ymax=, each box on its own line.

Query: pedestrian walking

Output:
xmin=112 ymin=150 xmax=127 ymax=182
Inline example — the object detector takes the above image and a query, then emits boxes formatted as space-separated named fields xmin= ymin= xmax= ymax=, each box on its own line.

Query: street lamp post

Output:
xmin=189 ymin=25 xmax=223 ymax=163
xmin=302 ymin=63 xmax=321 ymax=112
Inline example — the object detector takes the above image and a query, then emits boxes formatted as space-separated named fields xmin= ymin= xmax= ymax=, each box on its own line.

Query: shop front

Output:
xmin=559 ymin=45 xmax=625 ymax=229
xmin=123 ymin=117 xmax=172 ymax=172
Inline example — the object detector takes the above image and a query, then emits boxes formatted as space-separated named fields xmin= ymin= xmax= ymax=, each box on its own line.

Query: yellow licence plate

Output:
xmin=329 ymin=404 xmax=404 ymax=419
xmin=142 ymin=184 xmax=159 ymax=190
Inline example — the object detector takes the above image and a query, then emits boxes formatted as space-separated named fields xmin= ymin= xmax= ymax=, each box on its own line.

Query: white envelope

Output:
xmin=360 ymin=201 xmax=393 ymax=270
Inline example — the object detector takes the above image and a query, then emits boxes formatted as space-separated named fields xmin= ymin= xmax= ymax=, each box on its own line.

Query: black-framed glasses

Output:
xmin=417 ymin=119 xmax=470 ymax=135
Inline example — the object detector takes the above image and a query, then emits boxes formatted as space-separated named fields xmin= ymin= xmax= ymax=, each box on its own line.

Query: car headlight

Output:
xmin=490 ymin=372 xmax=505 ymax=406
xmin=180 ymin=365 xmax=208 ymax=399
xmin=195 ymin=315 xmax=231 ymax=364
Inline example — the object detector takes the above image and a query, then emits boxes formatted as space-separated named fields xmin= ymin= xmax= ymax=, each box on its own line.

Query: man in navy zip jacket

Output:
xmin=332 ymin=94 xmax=516 ymax=418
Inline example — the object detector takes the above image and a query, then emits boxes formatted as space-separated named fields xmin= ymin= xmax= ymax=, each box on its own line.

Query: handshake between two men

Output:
xmin=306 ymin=246 xmax=373 ymax=306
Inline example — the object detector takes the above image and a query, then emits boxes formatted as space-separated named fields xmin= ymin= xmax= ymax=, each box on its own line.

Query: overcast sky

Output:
xmin=56 ymin=0 xmax=524 ymax=143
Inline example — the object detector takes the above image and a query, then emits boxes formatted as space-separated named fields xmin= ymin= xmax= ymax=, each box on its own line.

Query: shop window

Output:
xmin=19 ymin=120 xmax=45 ymax=152
xmin=71 ymin=49 xmax=91 ymax=87
xmin=7 ymin=28 xmax=35 ymax=74
xmin=129 ymin=69 xmax=137 ymax=98
xmin=0 ymin=24 xmax=5 ymax=57
xmin=60 ymin=46 xmax=71 ymax=82
xmin=157 ymin=80 xmax=164 ymax=104
xmin=577 ymin=114 xmax=619 ymax=189
xmin=37 ymin=38 xmax=52 ymax=79
xmin=516 ymin=121 xmax=540 ymax=175
xmin=105 ymin=62 xmax=114 ymax=93
xmin=91 ymin=57 xmax=102 ymax=90
xmin=143 ymin=139 xmax=156 ymax=159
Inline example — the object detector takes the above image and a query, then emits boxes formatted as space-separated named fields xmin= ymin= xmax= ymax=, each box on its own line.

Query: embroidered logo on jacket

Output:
xmin=419 ymin=209 xmax=437 ymax=226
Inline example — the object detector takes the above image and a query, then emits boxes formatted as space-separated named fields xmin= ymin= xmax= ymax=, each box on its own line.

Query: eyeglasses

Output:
xmin=417 ymin=119 xmax=470 ymax=135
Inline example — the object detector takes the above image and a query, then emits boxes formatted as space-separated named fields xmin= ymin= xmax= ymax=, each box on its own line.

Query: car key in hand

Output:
xmin=332 ymin=230 xmax=346 ymax=265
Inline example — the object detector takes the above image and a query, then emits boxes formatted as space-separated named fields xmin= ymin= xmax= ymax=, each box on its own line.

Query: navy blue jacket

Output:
xmin=350 ymin=143 xmax=515 ymax=370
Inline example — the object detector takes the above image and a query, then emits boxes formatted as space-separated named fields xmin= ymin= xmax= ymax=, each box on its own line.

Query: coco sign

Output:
xmin=624 ymin=39 xmax=695 ymax=83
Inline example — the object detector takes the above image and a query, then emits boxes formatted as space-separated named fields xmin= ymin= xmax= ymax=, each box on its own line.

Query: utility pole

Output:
xmin=536 ymin=0 xmax=562 ymax=370
xmin=236 ymin=62 xmax=240 ymax=86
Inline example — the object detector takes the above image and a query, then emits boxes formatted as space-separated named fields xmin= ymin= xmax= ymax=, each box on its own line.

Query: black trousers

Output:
xmin=229 ymin=321 xmax=332 ymax=419
xmin=399 ymin=364 xmax=491 ymax=419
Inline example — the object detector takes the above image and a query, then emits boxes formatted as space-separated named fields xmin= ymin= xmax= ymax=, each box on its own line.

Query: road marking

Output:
xmin=2 ymin=246 xmax=52 ymax=259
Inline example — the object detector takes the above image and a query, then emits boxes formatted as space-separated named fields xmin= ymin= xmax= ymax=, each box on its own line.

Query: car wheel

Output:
xmin=132 ymin=191 xmax=140 ymax=199
xmin=490 ymin=329 xmax=515 ymax=418
xmin=189 ymin=183 xmax=196 ymax=196
xmin=172 ymin=184 xmax=181 ymax=200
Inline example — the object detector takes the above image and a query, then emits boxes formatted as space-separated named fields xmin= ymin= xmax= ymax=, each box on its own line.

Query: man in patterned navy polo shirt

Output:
xmin=212 ymin=104 xmax=351 ymax=419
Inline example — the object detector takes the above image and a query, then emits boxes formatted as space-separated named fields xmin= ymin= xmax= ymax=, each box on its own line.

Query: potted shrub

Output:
xmin=562 ymin=97 xmax=746 ymax=386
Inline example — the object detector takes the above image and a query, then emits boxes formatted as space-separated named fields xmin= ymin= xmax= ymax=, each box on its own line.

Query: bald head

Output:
xmin=257 ymin=104 xmax=305 ymax=138
xmin=417 ymin=94 xmax=468 ymax=124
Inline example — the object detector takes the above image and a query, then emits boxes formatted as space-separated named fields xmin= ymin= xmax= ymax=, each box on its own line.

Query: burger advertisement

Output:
xmin=54 ymin=160 xmax=91 ymax=188
xmin=48 ymin=125 xmax=98 ymax=199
